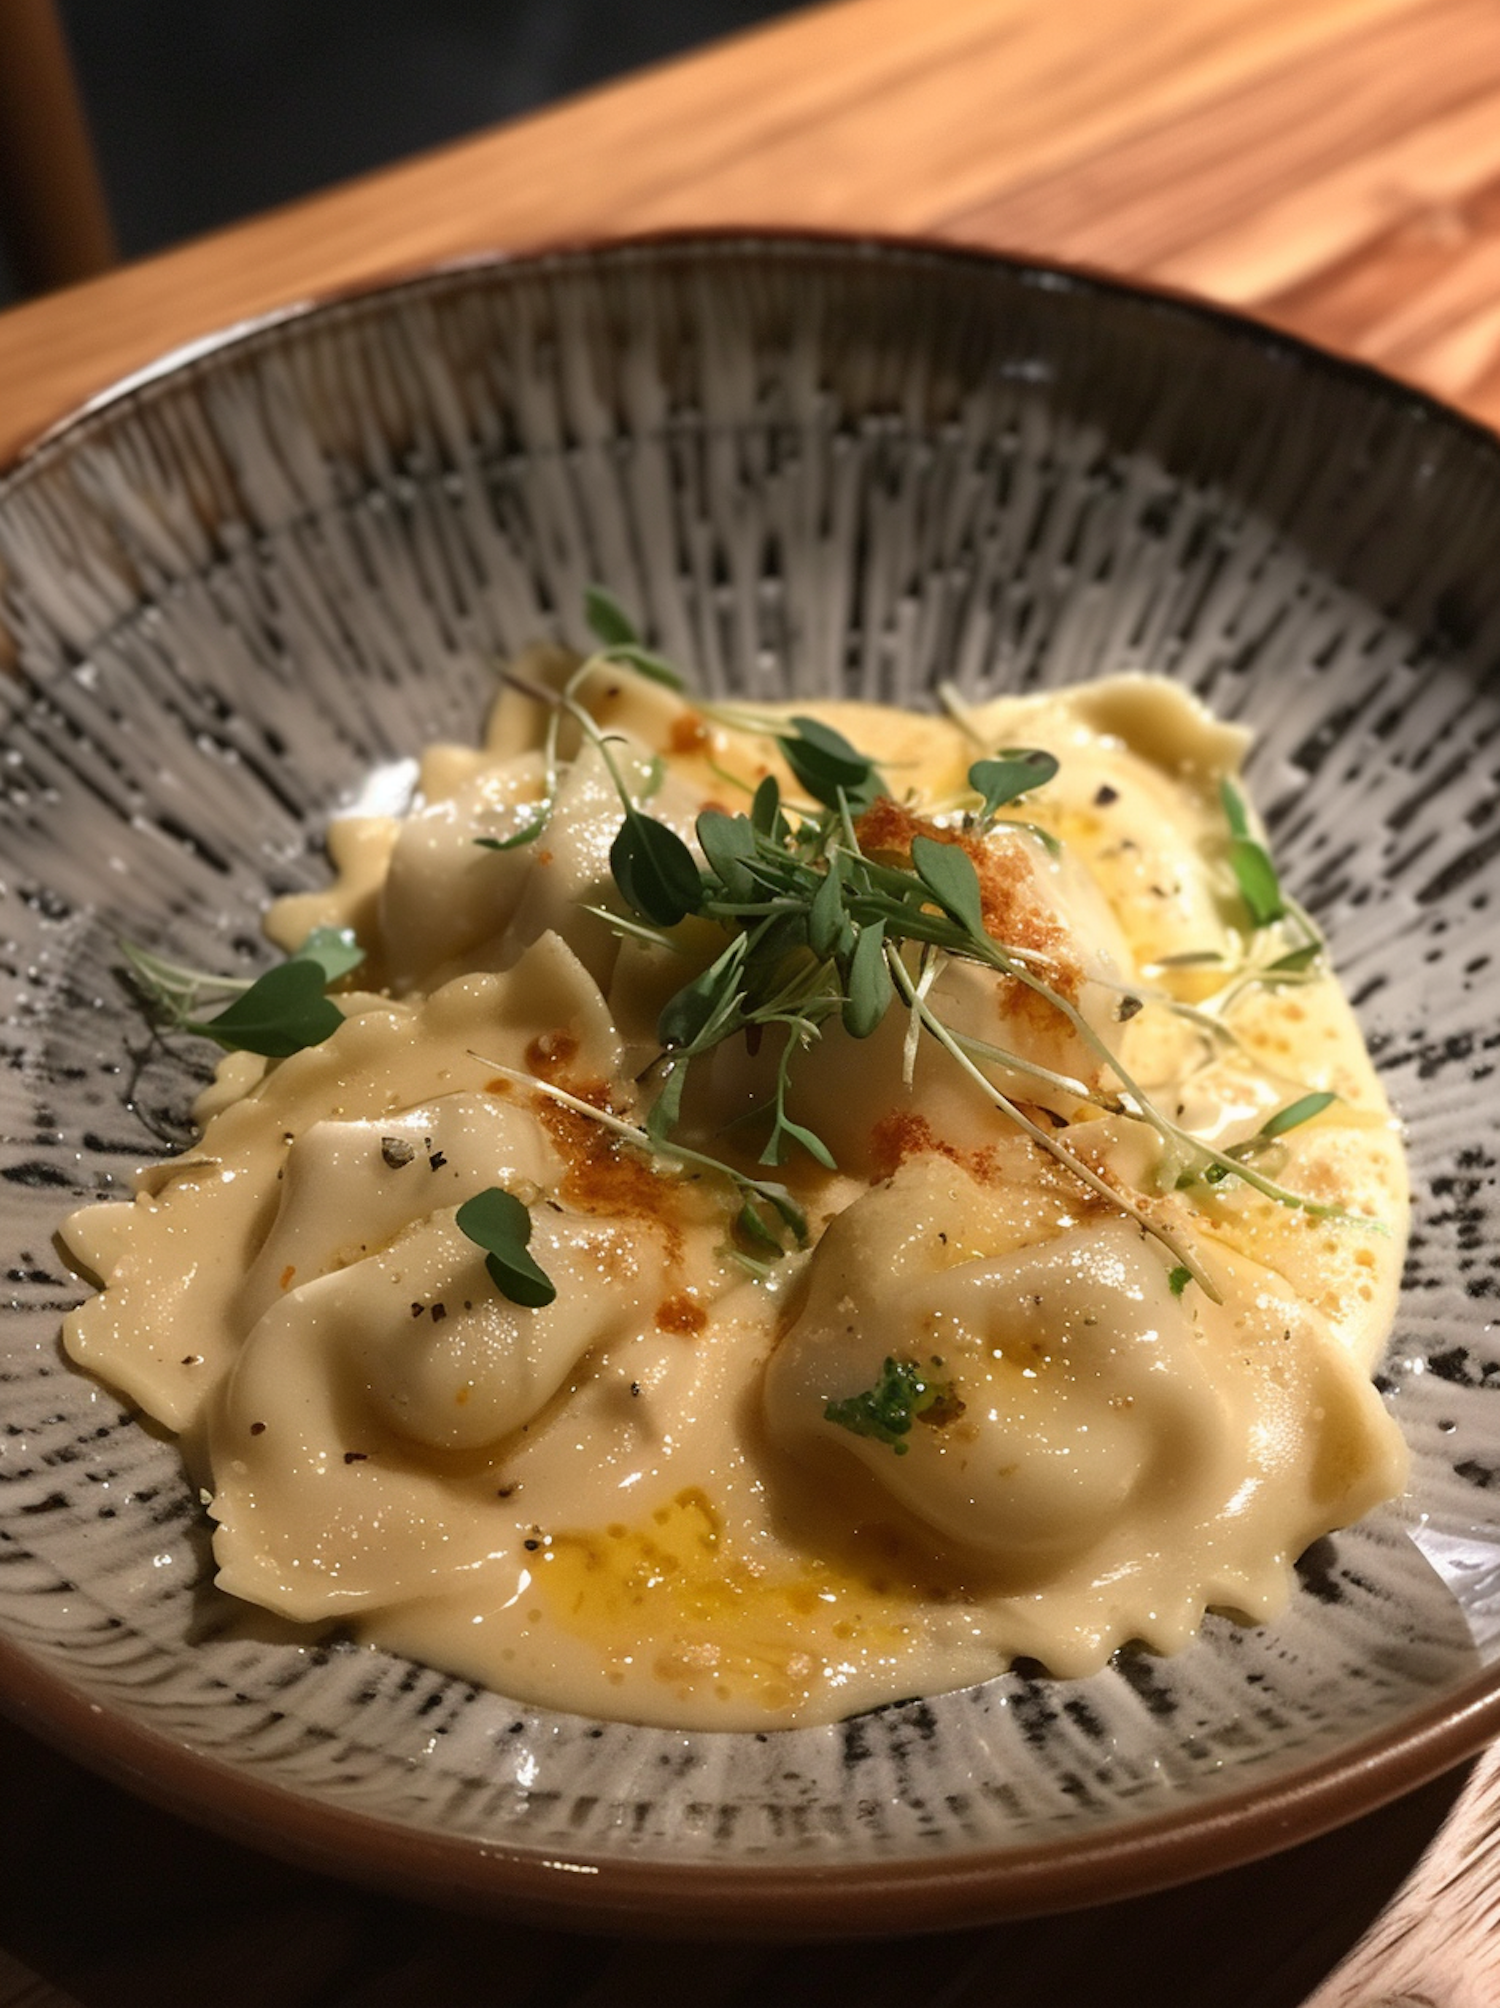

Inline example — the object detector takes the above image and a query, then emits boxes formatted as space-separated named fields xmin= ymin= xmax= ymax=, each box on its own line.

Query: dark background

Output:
xmin=4 ymin=0 xmax=796 ymax=298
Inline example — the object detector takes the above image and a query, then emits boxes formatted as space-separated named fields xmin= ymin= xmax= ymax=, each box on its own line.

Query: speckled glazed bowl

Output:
xmin=2 ymin=235 xmax=1500 ymax=1936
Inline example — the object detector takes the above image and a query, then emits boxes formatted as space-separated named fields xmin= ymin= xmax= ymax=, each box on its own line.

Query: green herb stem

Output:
xmin=467 ymin=1053 xmax=810 ymax=1251
xmin=883 ymin=943 xmax=1221 ymax=1298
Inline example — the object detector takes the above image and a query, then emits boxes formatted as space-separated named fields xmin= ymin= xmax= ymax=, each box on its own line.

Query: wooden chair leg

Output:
xmin=0 ymin=0 xmax=117 ymax=296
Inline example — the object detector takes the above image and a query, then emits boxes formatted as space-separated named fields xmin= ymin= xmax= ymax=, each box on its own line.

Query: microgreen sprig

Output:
xmin=825 ymin=1355 xmax=960 ymax=1455
xmin=777 ymin=715 xmax=885 ymax=815
xmin=468 ymin=1053 xmax=809 ymax=1260
xmin=1194 ymin=1089 xmax=1343 ymax=1192
xmin=562 ymin=692 xmax=1376 ymax=1279
xmin=122 ymin=925 xmax=363 ymax=1059
xmin=583 ymin=583 xmax=685 ymax=691
xmin=475 ymin=812 xmax=551 ymax=855
xmin=1142 ymin=784 xmax=1325 ymax=1034
xmin=456 ymin=1186 xmax=557 ymax=1308
xmin=969 ymin=749 xmax=1060 ymax=826
xmin=1221 ymin=779 xmax=1286 ymax=929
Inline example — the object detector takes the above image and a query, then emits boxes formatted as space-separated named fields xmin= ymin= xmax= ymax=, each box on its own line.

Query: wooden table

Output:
xmin=4 ymin=0 xmax=1500 ymax=2000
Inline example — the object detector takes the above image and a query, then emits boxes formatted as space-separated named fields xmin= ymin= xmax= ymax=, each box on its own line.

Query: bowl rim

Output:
xmin=2 ymin=226 xmax=1498 ymax=1933
xmin=2 ymin=1621 xmax=1497 ymax=1936
xmin=5 ymin=222 xmax=1499 ymax=485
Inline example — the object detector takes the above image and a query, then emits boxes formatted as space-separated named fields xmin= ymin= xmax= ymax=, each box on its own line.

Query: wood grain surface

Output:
xmin=2 ymin=0 xmax=1500 ymax=459
xmin=1307 ymin=1744 xmax=1500 ymax=2008
xmin=4 ymin=0 xmax=1500 ymax=2000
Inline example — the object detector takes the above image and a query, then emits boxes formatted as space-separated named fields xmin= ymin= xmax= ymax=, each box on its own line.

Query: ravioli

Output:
xmin=60 ymin=644 xmax=1409 ymax=1729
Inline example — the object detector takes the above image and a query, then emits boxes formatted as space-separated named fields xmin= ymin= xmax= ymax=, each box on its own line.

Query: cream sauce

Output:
xmin=61 ymin=654 xmax=1409 ymax=1729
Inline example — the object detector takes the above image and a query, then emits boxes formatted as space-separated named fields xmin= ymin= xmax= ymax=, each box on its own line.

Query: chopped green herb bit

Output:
xmin=456 ymin=1186 xmax=557 ymax=1309
xmin=1168 ymin=1264 xmax=1192 ymax=1297
xmin=825 ymin=1356 xmax=959 ymax=1456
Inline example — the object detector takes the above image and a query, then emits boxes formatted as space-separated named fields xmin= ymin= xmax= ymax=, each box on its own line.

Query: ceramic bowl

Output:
xmin=2 ymin=235 xmax=1499 ymax=1936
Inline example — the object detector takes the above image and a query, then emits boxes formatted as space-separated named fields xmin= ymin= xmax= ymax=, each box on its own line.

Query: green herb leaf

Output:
xmin=602 ymin=642 xmax=684 ymax=692
xmin=910 ymin=834 xmax=986 ymax=940
xmin=1230 ymin=837 xmax=1286 ymax=927
xmin=761 ymin=1109 xmax=838 ymax=1172
xmin=750 ymin=774 xmax=786 ymax=839
xmin=1265 ymin=941 xmax=1322 ymax=975
xmin=580 ymin=586 xmax=685 ymax=690
xmin=1259 ymin=1090 xmax=1337 ymax=1139
xmin=292 ymin=925 xmax=365 ymax=984
xmin=1221 ymin=780 xmax=1287 ymax=928
xmin=188 ymin=957 xmax=344 ymax=1059
xmin=456 ymin=1186 xmax=557 ymax=1309
xmin=735 ymin=1195 xmax=787 ymax=1254
xmin=475 ymin=807 xmax=551 ymax=853
xmin=755 ymin=1180 xmax=809 ymax=1246
xmin=583 ymin=583 xmax=640 ymax=650
xmin=825 ymin=1355 xmax=956 ymax=1455
xmin=696 ymin=809 xmax=759 ymax=901
xmin=741 ymin=906 xmax=812 ymax=992
xmin=1220 ymin=779 xmax=1252 ymax=840
xmin=842 ymin=920 xmax=893 ymax=1038
xmin=657 ymin=935 xmax=746 ymax=1049
xmin=779 ymin=716 xmax=884 ymax=812
xmin=808 ymin=852 xmax=847 ymax=959
xmin=969 ymin=748 xmax=1059 ymax=820
xmin=1168 ymin=1264 xmax=1192 ymax=1297
xmin=645 ymin=1057 xmax=689 ymax=1143
xmin=1189 ymin=1088 xmax=1339 ymax=1194
xmin=610 ymin=812 xmax=704 ymax=926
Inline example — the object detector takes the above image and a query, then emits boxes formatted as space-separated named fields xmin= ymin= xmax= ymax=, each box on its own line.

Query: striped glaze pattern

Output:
xmin=0 ymin=238 xmax=1499 ymax=1920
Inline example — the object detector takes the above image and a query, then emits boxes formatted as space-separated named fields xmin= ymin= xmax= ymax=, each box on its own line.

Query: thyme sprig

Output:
xmin=825 ymin=1355 xmax=961 ymax=1455
xmin=456 ymin=1186 xmax=557 ymax=1308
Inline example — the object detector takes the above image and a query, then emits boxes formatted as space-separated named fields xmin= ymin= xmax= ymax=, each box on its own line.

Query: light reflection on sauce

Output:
xmin=536 ymin=1488 xmax=912 ymax=1715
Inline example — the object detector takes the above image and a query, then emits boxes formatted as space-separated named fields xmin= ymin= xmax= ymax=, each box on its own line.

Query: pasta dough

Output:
xmin=61 ymin=649 xmax=1409 ymax=1729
